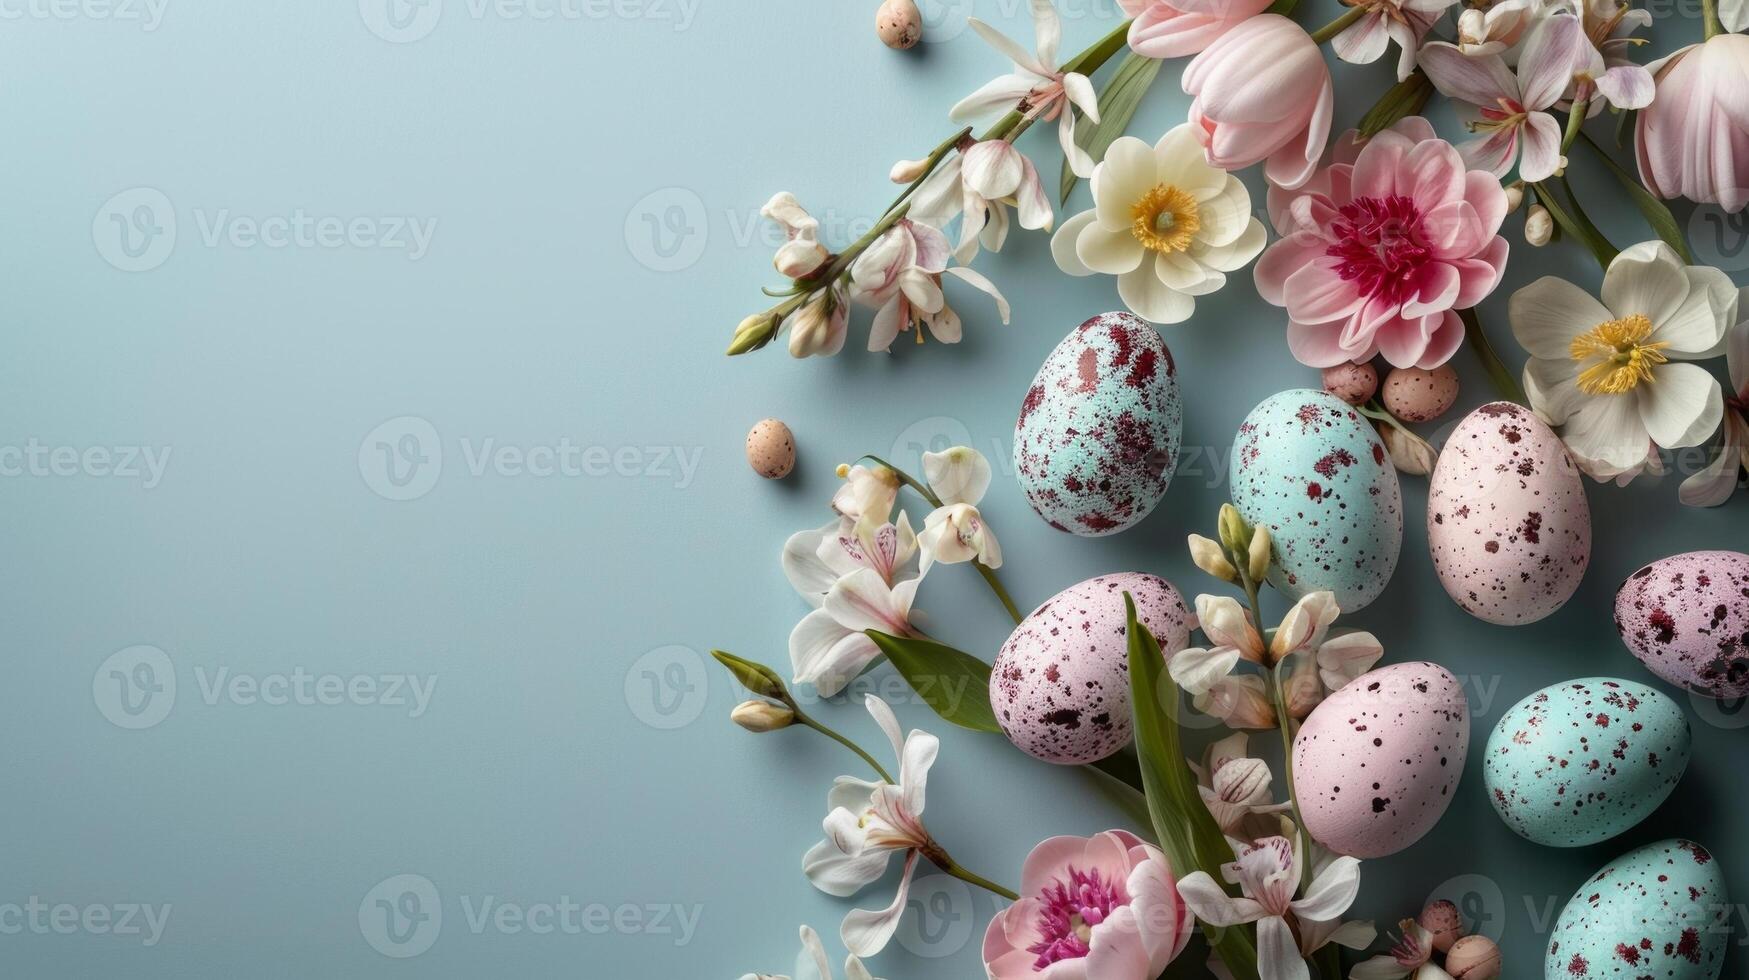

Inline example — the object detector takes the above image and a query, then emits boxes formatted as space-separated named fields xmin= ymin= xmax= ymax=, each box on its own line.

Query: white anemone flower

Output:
xmin=1051 ymin=125 xmax=1266 ymax=324
xmin=1680 ymin=309 xmax=1749 ymax=506
xmin=803 ymin=696 xmax=940 ymax=958
xmin=1511 ymin=240 xmax=1735 ymax=482
xmin=1177 ymin=836 xmax=1363 ymax=980
xmin=916 ymin=447 xmax=1002 ymax=572
xmin=739 ymin=925 xmax=885 ymax=980
xmin=950 ymin=0 xmax=1102 ymax=179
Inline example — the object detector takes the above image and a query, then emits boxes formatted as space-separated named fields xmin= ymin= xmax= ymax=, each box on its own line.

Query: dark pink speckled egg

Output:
xmin=990 ymin=573 xmax=1190 ymax=764
xmin=1615 ymin=550 xmax=1749 ymax=699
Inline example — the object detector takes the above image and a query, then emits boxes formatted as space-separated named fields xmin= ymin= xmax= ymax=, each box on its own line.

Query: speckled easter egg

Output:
xmin=1014 ymin=313 xmax=1182 ymax=537
xmin=1292 ymin=662 xmax=1469 ymax=858
xmin=1484 ymin=678 xmax=1690 ymax=848
xmin=1615 ymin=551 xmax=1749 ymax=699
xmin=1381 ymin=365 xmax=1459 ymax=422
xmin=1427 ymin=402 xmax=1591 ymax=625
xmin=990 ymin=573 xmax=1191 ymax=765
xmin=1545 ymin=839 xmax=1730 ymax=980
xmin=1230 ymin=389 xmax=1402 ymax=611
xmin=744 ymin=418 xmax=795 ymax=479
xmin=1321 ymin=362 xmax=1378 ymax=406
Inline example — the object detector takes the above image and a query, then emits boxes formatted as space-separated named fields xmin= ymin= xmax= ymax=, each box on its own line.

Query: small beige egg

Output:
xmin=745 ymin=419 xmax=795 ymax=480
xmin=1444 ymin=935 xmax=1501 ymax=980
xmin=1381 ymin=365 xmax=1459 ymax=422
xmin=1418 ymin=900 xmax=1464 ymax=953
xmin=876 ymin=0 xmax=922 ymax=49
xmin=1320 ymin=362 xmax=1378 ymax=406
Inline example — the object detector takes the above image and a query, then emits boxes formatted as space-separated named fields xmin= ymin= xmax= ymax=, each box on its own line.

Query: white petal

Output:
xmin=1119 ymin=263 xmax=1195 ymax=324
xmin=963 ymin=141 xmax=1024 ymax=198
xmin=949 ymin=73 xmax=1038 ymax=122
xmin=1197 ymin=175 xmax=1254 ymax=248
xmin=1639 ymin=361 xmax=1724 ymax=449
xmin=1191 ymin=218 xmax=1267 ymax=272
xmin=1651 ymin=263 xmax=1735 ymax=356
xmin=824 ymin=567 xmax=910 ymax=635
xmin=898 ymin=731 xmax=938 ymax=814
xmin=1510 ymin=276 xmax=1611 ymax=358
xmin=1729 ymin=317 xmax=1749 ymax=396
xmin=1094 ymin=137 xmax=1160 ymax=231
xmin=791 ymin=610 xmax=879 ymax=696
xmin=1602 ymin=240 xmax=1689 ymax=326
xmin=1060 ymin=111 xmax=1097 ymax=180
xmin=1349 ymin=955 xmax=1413 ymax=980
xmin=1156 ymin=251 xmax=1215 ymax=293
xmin=1291 ymin=856 xmax=1361 ymax=921
xmin=1418 ymin=43 xmax=1515 ymax=106
xmin=1168 ymin=646 xmax=1243 ymax=696
xmin=968 ymin=18 xmax=1044 ymax=76
xmin=1052 ymin=209 xmax=1100 ymax=276
xmin=922 ymin=446 xmax=992 ymax=505
xmin=1594 ymin=64 xmax=1654 ymax=110
xmin=1012 ymin=156 xmax=1054 ymax=232
xmin=863 ymin=693 xmax=905 ymax=761
xmin=1256 ymin=916 xmax=1311 ymax=980
xmin=1517 ymin=112 xmax=1561 ymax=183
xmin=1030 ymin=0 xmax=1061 ymax=68
xmin=942 ymin=266 xmax=1011 ymax=324
xmin=841 ymin=851 xmax=919 ymax=958
xmin=1678 ymin=419 xmax=1745 ymax=507
xmin=1175 ymin=872 xmax=1264 ymax=927
xmin=783 ymin=522 xmax=844 ymax=606
xmin=1077 ymin=221 xmax=1147 ymax=275
xmin=1063 ymin=71 xmax=1100 ymax=123
xmin=1332 ymin=12 xmax=1390 ymax=66
xmin=798 ymin=925 xmax=833 ymax=980
xmin=803 ymin=838 xmax=890 ymax=898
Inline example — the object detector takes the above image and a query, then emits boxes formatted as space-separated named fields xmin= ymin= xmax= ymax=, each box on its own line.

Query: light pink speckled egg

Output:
xmin=990 ymin=573 xmax=1190 ymax=764
xmin=1615 ymin=550 xmax=1749 ymax=698
xmin=1427 ymin=402 xmax=1591 ymax=625
xmin=1321 ymin=362 xmax=1378 ymax=406
xmin=1292 ymin=661 xmax=1469 ymax=858
xmin=1381 ymin=365 xmax=1459 ymax=422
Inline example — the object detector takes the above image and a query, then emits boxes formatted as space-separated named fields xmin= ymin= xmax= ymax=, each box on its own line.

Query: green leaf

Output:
xmin=1357 ymin=70 xmax=1433 ymax=139
xmin=1534 ymin=178 xmax=1619 ymax=269
xmin=864 ymin=631 xmax=1001 ymax=733
xmin=1578 ymin=130 xmax=1694 ymax=263
xmin=1059 ymin=52 xmax=1164 ymax=204
xmin=1125 ymin=594 xmax=1261 ymax=980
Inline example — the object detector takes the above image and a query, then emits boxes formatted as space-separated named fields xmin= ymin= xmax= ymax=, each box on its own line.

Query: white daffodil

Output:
xmin=739 ymin=925 xmax=885 ymax=980
xmin=1051 ymin=126 xmax=1266 ymax=324
xmin=950 ymin=0 xmax=1102 ymax=179
xmin=763 ymin=192 xmax=830 ymax=279
xmin=1511 ymin=240 xmax=1735 ymax=482
xmin=916 ymin=447 xmax=1002 ymax=572
xmin=1680 ymin=309 xmax=1749 ymax=506
xmin=1177 ymin=836 xmax=1363 ymax=980
xmin=848 ymin=219 xmax=1010 ymax=351
xmin=912 ymin=140 xmax=1054 ymax=264
xmin=803 ymin=696 xmax=940 ymax=958
xmin=1350 ymin=920 xmax=1455 ymax=979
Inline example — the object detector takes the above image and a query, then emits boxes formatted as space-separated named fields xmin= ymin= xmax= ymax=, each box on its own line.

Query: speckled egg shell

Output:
xmin=990 ymin=573 xmax=1191 ymax=765
xmin=1427 ymin=402 xmax=1591 ymax=625
xmin=1484 ymin=678 xmax=1690 ymax=848
xmin=1546 ymin=839 xmax=1730 ymax=980
xmin=1230 ymin=389 xmax=1402 ymax=611
xmin=1292 ymin=662 xmax=1469 ymax=858
xmin=1014 ymin=313 xmax=1183 ymax=537
xmin=1615 ymin=551 xmax=1749 ymax=699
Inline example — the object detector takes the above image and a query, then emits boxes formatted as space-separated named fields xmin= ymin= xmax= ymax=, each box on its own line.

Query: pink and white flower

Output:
xmin=1349 ymin=919 xmax=1453 ymax=979
xmin=1181 ymin=15 xmax=1333 ymax=190
xmin=1255 ymin=117 xmax=1510 ymax=369
xmin=1332 ymin=0 xmax=1455 ymax=81
xmin=951 ymin=0 xmax=1103 ymax=179
xmin=1189 ymin=733 xmax=1294 ymax=841
xmin=1680 ymin=309 xmax=1749 ymax=507
xmin=763 ymin=192 xmax=830 ymax=278
xmin=1176 ymin=836 xmax=1363 ymax=980
xmin=916 ymin=447 xmax=1004 ymax=571
xmin=848 ymin=219 xmax=1010 ymax=351
xmin=982 ymin=830 xmax=1195 ymax=980
xmin=911 ymin=140 xmax=1054 ymax=264
xmin=1637 ymin=34 xmax=1749 ymax=212
xmin=786 ymin=284 xmax=851 ymax=359
xmin=1119 ymin=0 xmax=1274 ymax=59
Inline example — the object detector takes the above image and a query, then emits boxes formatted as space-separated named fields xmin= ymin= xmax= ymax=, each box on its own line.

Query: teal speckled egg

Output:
xmin=1546 ymin=839 xmax=1730 ymax=980
xmin=1485 ymin=678 xmax=1689 ymax=848
xmin=1229 ymin=389 xmax=1402 ymax=611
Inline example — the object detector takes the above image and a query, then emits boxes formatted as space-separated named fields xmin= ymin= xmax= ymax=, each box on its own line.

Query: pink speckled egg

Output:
xmin=1321 ymin=362 xmax=1378 ymax=406
xmin=990 ymin=573 xmax=1190 ymax=764
xmin=1615 ymin=550 xmax=1749 ymax=698
xmin=1292 ymin=661 xmax=1469 ymax=858
xmin=1380 ymin=365 xmax=1459 ymax=422
xmin=1427 ymin=402 xmax=1591 ymax=625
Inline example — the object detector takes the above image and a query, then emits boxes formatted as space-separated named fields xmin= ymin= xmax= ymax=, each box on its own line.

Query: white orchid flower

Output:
xmin=1332 ymin=0 xmax=1454 ymax=81
xmin=1177 ymin=836 xmax=1363 ymax=980
xmin=787 ymin=284 xmax=851 ymax=359
xmin=789 ymin=568 xmax=924 ymax=697
xmin=916 ymin=447 xmax=1003 ymax=572
xmin=1168 ymin=594 xmax=1264 ymax=695
xmin=1350 ymin=920 xmax=1456 ymax=979
xmin=782 ymin=515 xmax=919 ymax=609
xmin=1680 ymin=306 xmax=1749 ymax=507
xmin=848 ymin=219 xmax=1009 ymax=351
xmin=950 ymin=0 xmax=1102 ymax=179
xmin=1188 ymin=733 xmax=1294 ymax=840
xmin=910 ymin=140 xmax=1053 ymax=264
xmin=1418 ymin=16 xmax=1585 ymax=182
xmin=803 ymin=696 xmax=940 ymax=958
xmin=762 ymin=192 xmax=830 ymax=279
xmin=832 ymin=464 xmax=902 ymax=539
xmin=739 ymin=925 xmax=885 ymax=980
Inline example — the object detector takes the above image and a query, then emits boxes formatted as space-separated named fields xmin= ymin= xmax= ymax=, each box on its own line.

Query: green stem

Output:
xmin=1457 ymin=308 xmax=1526 ymax=404
xmin=798 ymin=715 xmax=895 ymax=783
xmin=1268 ymin=657 xmax=1311 ymax=863
xmin=1532 ymin=179 xmax=1618 ymax=269
xmin=933 ymin=852 xmax=1021 ymax=902
xmin=861 ymin=454 xmax=1025 ymax=625
xmin=1561 ymin=96 xmax=1588 ymax=154
xmin=1310 ymin=5 xmax=1367 ymax=44
xmin=1704 ymin=0 xmax=1724 ymax=38
xmin=974 ymin=562 xmax=1026 ymax=624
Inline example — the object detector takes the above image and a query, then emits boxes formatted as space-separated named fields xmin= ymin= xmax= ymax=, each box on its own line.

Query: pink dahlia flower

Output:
xmin=1254 ymin=117 xmax=1510 ymax=369
xmin=982 ymin=831 xmax=1194 ymax=980
xmin=1119 ymin=0 xmax=1274 ymax=59
xmin=1637 ymin=34 xmax=1749 ymax=212
xmin=1182 ymin=14 xmax=1333 ymax=190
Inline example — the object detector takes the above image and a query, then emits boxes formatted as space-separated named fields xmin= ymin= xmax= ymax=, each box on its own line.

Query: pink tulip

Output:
xmin=1120 ymin=0 xmax=1274 ymax=59
xmin=982 ymin=831 xmax=1194 ymax=980
xmin=1637 ymin=34 xmax=1749 ymax=211
xmin=1182 ymin=14 xmax=1333 ymax=189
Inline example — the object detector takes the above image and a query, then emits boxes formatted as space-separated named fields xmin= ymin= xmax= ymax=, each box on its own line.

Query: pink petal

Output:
xmin=1418 ymin=42 xmax=1516 ymax=106
xmin=1518 ymin=111 xmax=1562 ymax=182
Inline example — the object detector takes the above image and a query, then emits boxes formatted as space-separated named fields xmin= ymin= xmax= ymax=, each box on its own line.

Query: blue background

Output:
xmin=3 ymin=0 xmax=1746 ymax=976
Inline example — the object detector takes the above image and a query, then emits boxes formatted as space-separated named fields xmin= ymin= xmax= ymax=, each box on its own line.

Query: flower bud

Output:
xmin=1503 ymin=181 xmax=1524 ymax=213
xmin=1524 ymin=204 xmax=1552 ymax=246
xmin=727 ymin=312 xmax=776 ymax=355
xmin=889 ymin=157 xmax=930 ymax=183
xmin=731 ymin=700 xmax=795 ymax=732
xmin=1380 ymin=423 xmax=1439 ymax=476
xmin=1217 ymin=503 xmax=1251 ymax=560
xmin=1188 ymin=534 xmax=1239 ymax=583
xmin=774 ymin=239 xmax=829 ymax=279
xmin=1247 ymin=525 xmax=1273 ymax=583
xmin=711 ymin=650 xmax=789 ymax=701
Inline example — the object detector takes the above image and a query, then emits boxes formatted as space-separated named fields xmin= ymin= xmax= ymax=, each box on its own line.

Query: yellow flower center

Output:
xmin=1569 ymin=313 xmax=1670 ymax=395
xmin=1130 ymin=184 xmax=1200 ymax=254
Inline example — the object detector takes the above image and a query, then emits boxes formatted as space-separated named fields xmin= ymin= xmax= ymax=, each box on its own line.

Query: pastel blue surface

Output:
xmin=2 ymin=2 xmax=1745 ymax=978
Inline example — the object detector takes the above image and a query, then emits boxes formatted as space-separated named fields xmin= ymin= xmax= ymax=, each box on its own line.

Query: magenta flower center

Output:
xmin=1325 ymin=194 xmax=1431 ymax=307
xmin=1028 ymin=867 xmax=1128 ymax=969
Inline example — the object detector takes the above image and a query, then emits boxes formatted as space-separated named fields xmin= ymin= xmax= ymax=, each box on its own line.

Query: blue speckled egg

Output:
xmin=1014 ymin=312 xmax=1182 ymax=537
xmin=1485 ymin=678 xmax=1690 ymax=848
xmin=1546 ymin=839 xmax=1730 ymax=980
xmin=1229 ymin=389 xmax=1402 ymax=611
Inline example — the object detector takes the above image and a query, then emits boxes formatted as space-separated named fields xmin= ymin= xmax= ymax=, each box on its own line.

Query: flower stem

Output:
xmin=974 ymin=562 xmax=1026 ymax=624
xmin=934 ymin=852 xmax=1021 ymax=902
xmin=1309 ymin=5 xmax=1367 ymax=44
xmin=797 ymin=714 xmax=895 ymax=783
xmin=1532 ymin=179 xmax=1618 ymax=269
xmin=1705 ymin=0 xmax=1724 ymax=38
xmin=1561 ymin=96 xmax=1589 ymax=154
xmin=1456 ymin=308 xmax=1525 ymax=404
xmin=1268 ymin=658 xmax=1312 ymax=861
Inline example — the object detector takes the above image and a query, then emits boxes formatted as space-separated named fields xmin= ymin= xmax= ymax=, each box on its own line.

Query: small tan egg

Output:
xmin=1320 ymin=362 xmax=1378 ymax=406
xmin=1381 ymin=365 xmax=1459 ymax=422
xmin=1444 ymin=935 xmax=1501 ymax=980
xmin=1418 ymin=900 xmax=1464 ymax=953
xmin=876 ymin=0 xmax=922 ymax=49
xmin=745 ymin=419 xmax=795 ymax=480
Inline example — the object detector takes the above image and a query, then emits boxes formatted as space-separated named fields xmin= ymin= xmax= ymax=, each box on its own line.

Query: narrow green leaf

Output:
xmin=1534 ymin=179 xmax=1618 ymax=269
xmin=864 ymin=631 xmax=1001 ymax=733
xmin=1059 ymin=52 xmax=1164 ymax=204
xmin=1577 ymin=130 xmax=1694 ymax=263
xmin=1357 ymin=70 xmax=1433 ymax=139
